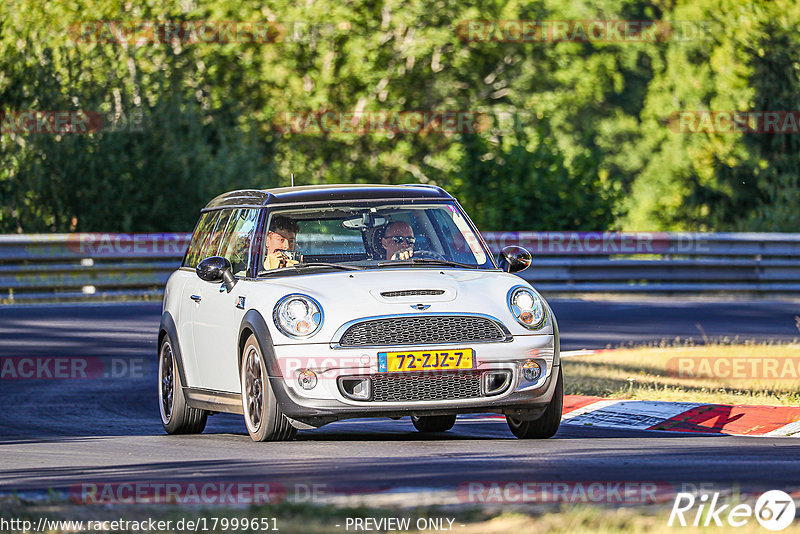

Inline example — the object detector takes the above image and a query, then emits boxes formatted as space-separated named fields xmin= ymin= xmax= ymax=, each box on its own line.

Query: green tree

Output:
xmin=626 ymin=0 xmax=800 ymax=231
xmin=0 ymin=0 xmax=273 ymax=232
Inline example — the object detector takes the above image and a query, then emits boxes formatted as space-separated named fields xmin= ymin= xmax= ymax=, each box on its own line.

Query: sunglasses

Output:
xmin=386 ymin=235 xmax=415 ymax=245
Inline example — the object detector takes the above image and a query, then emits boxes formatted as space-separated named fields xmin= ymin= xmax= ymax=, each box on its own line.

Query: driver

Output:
xmin=381 ymin=221 xmax=415 ymax=261
xmin=264 ymin=216 xmax=300 ymax=270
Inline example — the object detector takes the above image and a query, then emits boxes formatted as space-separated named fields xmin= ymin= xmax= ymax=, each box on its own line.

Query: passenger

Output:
xmin=264 ymin=216 xmax=300 ymax=270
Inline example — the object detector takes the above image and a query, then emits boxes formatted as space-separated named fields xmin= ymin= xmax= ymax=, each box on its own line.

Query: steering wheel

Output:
xmin=413 ymin=249 xmax=447 ymax=261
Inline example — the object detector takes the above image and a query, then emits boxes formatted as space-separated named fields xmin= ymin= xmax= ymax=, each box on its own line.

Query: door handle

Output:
xmin=190 ymin=294 xmax=202 ymax=302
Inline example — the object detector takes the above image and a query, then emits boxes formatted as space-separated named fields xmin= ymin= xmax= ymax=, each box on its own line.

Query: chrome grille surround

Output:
xmin=333 ymin=313 xmax=511 ymax=348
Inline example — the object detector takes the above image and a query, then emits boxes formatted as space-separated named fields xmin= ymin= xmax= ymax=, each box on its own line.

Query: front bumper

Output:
xmin=268 ymin=334 xmax=559 ymax=426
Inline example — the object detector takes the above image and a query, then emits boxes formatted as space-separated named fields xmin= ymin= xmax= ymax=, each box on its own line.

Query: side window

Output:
xmin=204 ymin=209 xmax=233 ymax=259
xmin=184 ymin=212 xmax=218 ymax=268
xmin=218 ymin=209 xmax=259 ymax=275
xmin=448 ymin=208 xmax=487 ymax=264
xmin=430 ymin=207 xmax=487 ymax=265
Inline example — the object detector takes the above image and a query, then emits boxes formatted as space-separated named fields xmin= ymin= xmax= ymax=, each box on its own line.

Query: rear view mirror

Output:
xmin=499 ymin=246 xmax=532 ymax=273
xmin=342 ymin=212 xmax=388 ymax=230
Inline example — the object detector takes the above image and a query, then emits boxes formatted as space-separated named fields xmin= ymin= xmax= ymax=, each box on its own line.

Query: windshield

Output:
xmin=257 ymin=202 xmax=494 ymax=275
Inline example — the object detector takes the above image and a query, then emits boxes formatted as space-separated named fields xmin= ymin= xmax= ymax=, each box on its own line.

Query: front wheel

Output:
xmin=241 ymin=334 xmax=297 ymax=442
xmin=159 ymin=334 xmax=207 ymax=434
xmin=506 ymin=368 xmax=563 ymax=439
xmin=411 ymin=414 xmax=457 ymax=433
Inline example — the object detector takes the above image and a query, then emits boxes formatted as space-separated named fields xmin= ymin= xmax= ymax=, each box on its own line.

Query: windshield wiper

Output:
xmin=258 ymin=262 xmax=362 ymax=277
xmin=292 ymin=262 xmax=362 ymax=271
xmin=377 ymin=258 xmax=478 ymax=269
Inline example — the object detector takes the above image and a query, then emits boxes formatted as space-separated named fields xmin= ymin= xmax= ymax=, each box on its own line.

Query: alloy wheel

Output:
xmin=244 ymin=347 xmax=264 ymax=431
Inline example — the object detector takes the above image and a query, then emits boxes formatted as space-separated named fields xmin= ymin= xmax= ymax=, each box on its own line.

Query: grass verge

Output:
xmin=563 ymin=343 xmax=800 ymax=405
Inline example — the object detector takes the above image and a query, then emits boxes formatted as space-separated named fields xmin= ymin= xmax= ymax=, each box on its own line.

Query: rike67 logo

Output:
xmin=669 ymin=490 xmax=796 ymax=531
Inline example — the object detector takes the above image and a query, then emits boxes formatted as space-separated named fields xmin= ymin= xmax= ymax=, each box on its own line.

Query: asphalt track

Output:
xmin=1 ymin=299 xmax=799 ymax=500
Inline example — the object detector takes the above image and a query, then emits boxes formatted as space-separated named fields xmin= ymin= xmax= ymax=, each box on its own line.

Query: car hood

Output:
xmin=246 ymin=268 xmax=553 ymax=344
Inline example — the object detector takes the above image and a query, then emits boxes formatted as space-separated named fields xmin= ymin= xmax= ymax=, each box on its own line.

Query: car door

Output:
xmin=192 ymin=208 xmax=259 ymax=393
xmin=178 ymin=209 xmax=222 ymax=387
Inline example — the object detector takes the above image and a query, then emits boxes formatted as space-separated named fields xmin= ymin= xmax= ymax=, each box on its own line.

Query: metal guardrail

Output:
xmin=0 ymin=234 xmax=189 ymax=303
xmin=483 ymin=232 xmax=800 ymax=294
xmin=1 ymin=232 xmax=800 ymax=303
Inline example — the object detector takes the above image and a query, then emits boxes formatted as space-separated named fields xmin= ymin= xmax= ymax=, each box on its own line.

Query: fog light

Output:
xmin=297 ymin=369 xmax=317 ymax=390
xmin=483 ymin=371 xmax=512 ymax=396
xmin=339 ymin=377 xmax=371 ymax=400
xmin=522 ymin=360 xmax=541 ymax=381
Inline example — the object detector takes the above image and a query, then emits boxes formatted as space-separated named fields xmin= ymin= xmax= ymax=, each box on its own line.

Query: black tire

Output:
xmin=411 ymin=414 xmax=457 ymax=433
xmin=241 ymin=334 xmax=297 ymax=442
xmin=506 ymin=368 xmax=563 ymax=439
xmin=159 ymin=333 xmax=207 ymax=434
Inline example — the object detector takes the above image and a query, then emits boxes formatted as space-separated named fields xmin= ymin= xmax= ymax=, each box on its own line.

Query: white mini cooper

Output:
xmin=159 ymin=184 xmax=562 ymax=441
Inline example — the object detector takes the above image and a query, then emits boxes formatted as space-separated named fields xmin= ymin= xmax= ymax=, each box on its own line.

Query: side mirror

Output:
xmin=498 ymin=246 xmax=532 ymax=273
xmin=196 ymin=256 xmax=237 ymax=292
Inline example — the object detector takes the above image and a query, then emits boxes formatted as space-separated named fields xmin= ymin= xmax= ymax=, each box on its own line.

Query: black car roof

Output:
xmin=202 ymin=183 xmax=453 ymax=211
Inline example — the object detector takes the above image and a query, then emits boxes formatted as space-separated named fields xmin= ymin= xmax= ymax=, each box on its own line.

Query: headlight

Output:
xmin=273 ymin=294 xmax=324 ymax=338
xmin=507 ymin=286 xmax=547 ymax=329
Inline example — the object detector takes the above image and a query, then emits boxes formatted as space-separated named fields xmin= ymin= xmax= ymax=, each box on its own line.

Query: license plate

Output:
xmin=377 ymin=349 xmax=474 ymax=373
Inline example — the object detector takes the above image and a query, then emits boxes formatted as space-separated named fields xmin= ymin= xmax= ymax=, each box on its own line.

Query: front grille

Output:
xmin=338 ymin=315 xmax=507 ymax=347
xmin=369 ymin=371 xmax=483 ymax=402
xmin=380 ymin=289 xmax=445 ymax=298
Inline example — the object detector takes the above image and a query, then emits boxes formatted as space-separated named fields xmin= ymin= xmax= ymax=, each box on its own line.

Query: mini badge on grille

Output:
xmin=411 ymin=303 xmax=430 ymax=310
xmin=236 ymin=296 xmax=245 ymax=309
